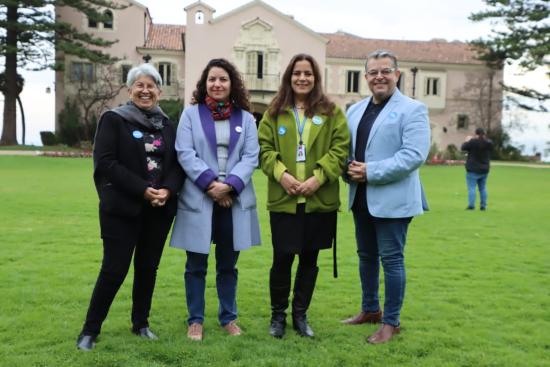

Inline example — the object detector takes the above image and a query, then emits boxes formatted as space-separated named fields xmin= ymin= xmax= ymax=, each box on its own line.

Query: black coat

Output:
xmin=461 ymin=137 xmax=493 ymax=174
xmin=93 ymin=111 xmax=184 ymax=217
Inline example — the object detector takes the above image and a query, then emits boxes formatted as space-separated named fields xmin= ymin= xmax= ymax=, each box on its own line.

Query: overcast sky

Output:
xmin=1 ymin=0 xmax=548 ymax=155
xmin=143 ymin=0 xmax=491 ymax=42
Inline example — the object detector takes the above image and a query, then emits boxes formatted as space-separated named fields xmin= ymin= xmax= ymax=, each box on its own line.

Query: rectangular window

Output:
xmin=88 ymin=17 xmax=98 ymax=28
xmin=346 ymin=71 xmax=360 ymax=93
xmin=246 ymin=51 xmax=267 ymax=80
xmin=70 ymin=62 xmax=94 ymax=83
xmin=457 ymin=114 xmax=469 ymax=130
xmin=257 ymin=52 xmax=264 ymax=79
xmin=426 ymin=77 xmax=440 ymax=96
xmin=121 ymin=64 xmax=131 ymax=84
xmin=246 ymin=52 xmax=256 ymax=76
xmin=158 ymin=63 xmax=172 ymax=86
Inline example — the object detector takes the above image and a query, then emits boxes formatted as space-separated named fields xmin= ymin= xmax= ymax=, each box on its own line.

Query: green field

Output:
xmin=0 ymin=156 xmax=549 ymax=367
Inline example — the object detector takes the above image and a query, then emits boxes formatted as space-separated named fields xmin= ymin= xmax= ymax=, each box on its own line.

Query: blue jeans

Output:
xmin=184 ymin=205 xmax=239 ymax=326
xmin=352 ymin=209 xmax=411 ymax=327
xmin=466 ymin=171 xmax=488 ymax=209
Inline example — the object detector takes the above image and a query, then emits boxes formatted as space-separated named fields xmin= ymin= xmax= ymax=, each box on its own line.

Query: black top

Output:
xmin=461 ymin=137 xmax=493 ymax=174
xmin=352 ymin=98 xmax=389 ymax=210
xmin=93 ymin=111 xmax=185 ymax=216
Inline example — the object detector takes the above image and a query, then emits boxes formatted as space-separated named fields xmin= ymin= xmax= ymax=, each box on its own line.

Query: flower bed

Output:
xmin=426 ymin=158 xmax=465 ymax=166
xmin=40 ymin=151 xmax=92 ymax=158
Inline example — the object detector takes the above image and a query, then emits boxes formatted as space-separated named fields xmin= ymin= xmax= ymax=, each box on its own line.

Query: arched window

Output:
xmin=195 ymin=10 xmax=204 ymax=24
xmin=103 ymin=10 xmax=113 ymax=29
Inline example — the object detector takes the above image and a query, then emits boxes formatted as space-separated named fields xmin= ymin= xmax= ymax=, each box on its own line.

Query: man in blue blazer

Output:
xmin=342 ymin=50 xmax=430 ymax=344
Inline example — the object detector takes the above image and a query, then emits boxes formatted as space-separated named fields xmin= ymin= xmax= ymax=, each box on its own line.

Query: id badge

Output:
xmin=296 ymin=144 xmax=306 ymax=162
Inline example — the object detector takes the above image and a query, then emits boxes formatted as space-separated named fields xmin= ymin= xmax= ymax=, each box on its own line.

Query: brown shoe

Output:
xmin=341 ymin=310 xmax=382 ymax=325
xmin=187 ymin=323 xmax=203 ymax=341
xmin=223 ymin=320 xmax=242 ymax=336
xmin=367 ymin=324 xmax=400 ymax=344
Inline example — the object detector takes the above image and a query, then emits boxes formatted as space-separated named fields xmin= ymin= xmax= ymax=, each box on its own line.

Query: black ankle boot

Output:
xmin=291 ymin=266 xmax=319 ymax=338
xmin=269 ymin=268 xmax=290 ymax=338
xmin=270 ymin=318 xmax=286 ymax=338
xmin=76 ymin=333 xmax=97 ymax=351
xmin=292 ymin=314 xmax=314 ymax=337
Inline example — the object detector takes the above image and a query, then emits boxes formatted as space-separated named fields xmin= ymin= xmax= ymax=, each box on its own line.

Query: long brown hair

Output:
xmin=191 ymin=58 xmax=251 ymax=112
xmin=268 ymin=53 xmax=334 ymax=118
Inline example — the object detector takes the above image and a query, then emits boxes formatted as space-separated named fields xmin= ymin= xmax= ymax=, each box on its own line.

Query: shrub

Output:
xmin=159 ymin=98 xmax=184 ymax=125
xmin=83 ymin=114 xmax=98 ymax=142
xmin=488 ymin=128 xmax=526 ymax=161
xmin=443 ymin=144 xmax=465 ymax=160
xmin=58 ymin=99 xmax=82 ymax=147
xmin=40 ymin=131 xmax=58 ymax=146
xmin=427 ymin=142 xmax=439 ymax=161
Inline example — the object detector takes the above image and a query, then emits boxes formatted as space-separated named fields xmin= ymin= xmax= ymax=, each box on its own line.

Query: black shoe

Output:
xmin=466 ymin=206 xmax=474 ymax=210
xmin=292 ymin=315 xmax=314 ymax=337
xmin=76 ymin=334 xmax=96 ymax=351
xmin=269 ymin=319 xmax=286 ymax=338
xmin=132 ymin=327 xmax=158 ymax=340
xmin=480 ymin=207 xmax=486 ymax=211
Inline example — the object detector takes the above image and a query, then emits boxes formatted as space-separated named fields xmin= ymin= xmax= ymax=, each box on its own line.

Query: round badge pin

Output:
xmin=278 ymin=126 xmax=287 ymax=135
xmin=132 ymin=130 xmax=143 ymax=139
xmin=235 ymin=126 xmax=242 ymax=133
xmin=389 ymin=112 xmax=398 ymax=119
xmin=312 ymin=116 xmax=323 ymax=125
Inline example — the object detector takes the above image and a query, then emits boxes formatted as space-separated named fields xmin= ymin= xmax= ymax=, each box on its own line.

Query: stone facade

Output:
xmin=55 ymin=0 xmax=502 ymax=149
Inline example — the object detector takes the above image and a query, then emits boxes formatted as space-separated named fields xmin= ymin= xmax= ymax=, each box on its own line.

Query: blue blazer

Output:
xmin=346 ymin=89 xmax=430 ymax=218
xmin=170 ymin=104 xmax=261 ymax=254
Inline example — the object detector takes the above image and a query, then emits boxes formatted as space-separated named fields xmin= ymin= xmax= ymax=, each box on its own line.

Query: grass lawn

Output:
xmin=0 ymin=156 xmax=549 ymax=367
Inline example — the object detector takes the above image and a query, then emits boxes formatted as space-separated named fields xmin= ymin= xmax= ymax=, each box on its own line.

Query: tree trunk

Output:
xmin=0 ymin=5 xmax=19 ymax=146
xmin=16 ymin=95 xmax=25 ymax=145
xmin=487 ymin=70 xmax=494 ymax=134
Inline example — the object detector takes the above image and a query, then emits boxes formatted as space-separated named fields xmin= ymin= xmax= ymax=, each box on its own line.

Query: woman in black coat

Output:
xmin=76 ymin=64 xmax=184 ymax=351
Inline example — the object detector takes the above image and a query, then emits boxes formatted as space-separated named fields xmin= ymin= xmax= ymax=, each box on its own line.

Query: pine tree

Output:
xmin=0 ymin=0 xmax=123 ymax=145
xmin=469 ymin=0 xmax=550 ymax=112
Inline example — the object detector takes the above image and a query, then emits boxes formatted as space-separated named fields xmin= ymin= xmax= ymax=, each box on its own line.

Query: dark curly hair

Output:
xmin=268 ymin=53 xmax=334 ymax=118
xmin=191 ymin=58 xmax=251 ymax=112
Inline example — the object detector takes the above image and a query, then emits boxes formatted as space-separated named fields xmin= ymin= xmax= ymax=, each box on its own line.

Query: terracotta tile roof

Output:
xmin=322 ymin=32 xmax=484 ymax=65
xmin=144 ymin=24 xmax=185 ymax=51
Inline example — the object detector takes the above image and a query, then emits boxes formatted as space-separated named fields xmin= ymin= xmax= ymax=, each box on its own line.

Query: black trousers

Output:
xmin=81 ymin=204 xmax=174 ymax=336
xmin=272 ymin=249 xmax=319 ymax=275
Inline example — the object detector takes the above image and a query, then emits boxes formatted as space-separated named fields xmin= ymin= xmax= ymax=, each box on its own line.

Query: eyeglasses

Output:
xmin=366 ymin=68 xmax=396 ymax=77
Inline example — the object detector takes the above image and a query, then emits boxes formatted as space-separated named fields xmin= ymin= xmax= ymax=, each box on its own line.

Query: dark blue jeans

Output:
xmin=352 ymin=209 xmax=411 ymax=327
xmin=184 ymin=204 xmax=239 ymax=326
xmin=466 ymin=171 xmax=488 ymax=209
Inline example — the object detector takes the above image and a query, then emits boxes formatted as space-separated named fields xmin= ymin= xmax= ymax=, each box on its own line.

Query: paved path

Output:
xmin=491 ymin=161 xmax=550 ymax=169
xmin=0 ymin=150 xmax=41 ymax=156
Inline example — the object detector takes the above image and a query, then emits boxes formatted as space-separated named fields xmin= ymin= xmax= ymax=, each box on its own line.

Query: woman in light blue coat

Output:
xmin=170 ymin=59 xmax=260 ymax=341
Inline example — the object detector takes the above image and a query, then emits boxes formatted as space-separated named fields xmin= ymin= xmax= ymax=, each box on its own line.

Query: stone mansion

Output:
xmin=55 ymin=0 xmax=503 ymax=149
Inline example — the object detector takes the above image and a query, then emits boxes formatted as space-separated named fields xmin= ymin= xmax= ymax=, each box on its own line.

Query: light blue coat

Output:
xmin=170 ymin=104 xmax=261 ymax=254
xmin=347 ymin=89 xmax=430 ymax=218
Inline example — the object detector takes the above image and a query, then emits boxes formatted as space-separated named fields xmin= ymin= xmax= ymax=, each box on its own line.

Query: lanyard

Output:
xmin=292 ymin=107 xmax=307 ymax=145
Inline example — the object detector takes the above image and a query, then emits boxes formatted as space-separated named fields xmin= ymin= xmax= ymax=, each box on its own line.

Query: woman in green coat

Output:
xmin=258 ymin=54 xmax=350 ymax=338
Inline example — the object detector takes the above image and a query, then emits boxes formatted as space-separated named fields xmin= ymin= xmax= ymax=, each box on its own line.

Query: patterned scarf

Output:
xmin=205 ymin=95 xmax=233 ymax=121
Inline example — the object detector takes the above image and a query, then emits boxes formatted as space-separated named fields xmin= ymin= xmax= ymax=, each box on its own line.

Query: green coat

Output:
xmin=258 ymin=106 xmax=350 ymax=214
